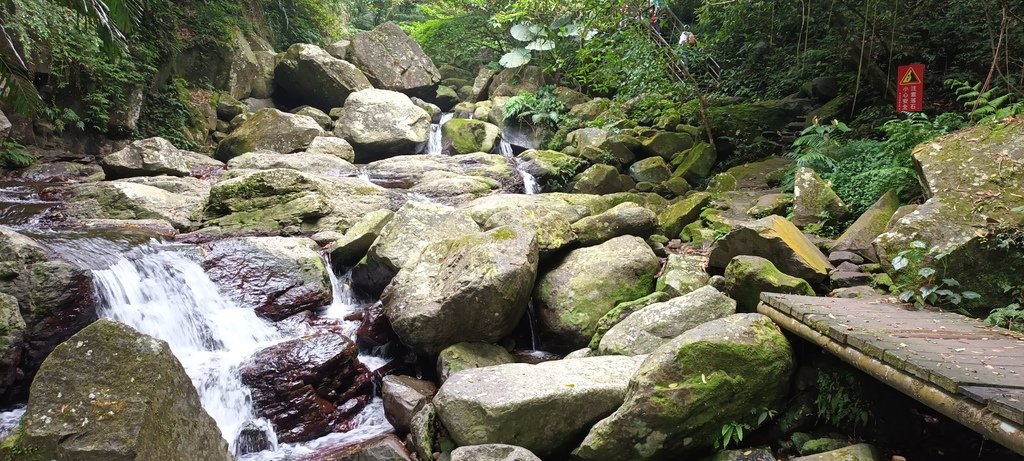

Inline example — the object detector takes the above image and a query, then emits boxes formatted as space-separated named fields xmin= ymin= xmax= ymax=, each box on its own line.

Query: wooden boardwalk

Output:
xmin=758 ymin=293 xmax=1024 ymax=455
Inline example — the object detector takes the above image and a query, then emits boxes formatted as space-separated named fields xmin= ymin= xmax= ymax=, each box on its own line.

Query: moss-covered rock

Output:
xmin=573 ymin=314 xmax=794 ymax=461
xmin=709 ymin=215 xmax=833 ymax=283
xmin=306 ymin=136 xmax=356 ymax=162
xmin=656 ymin=253 xmax=711 ymax=297
xmin=588 ymin=292 xmax=670 ymax=350
xmin=672 ymin=142 xmax=717 ymax=184
xmin=0 ymin=320 xmax=230 ymax=461
xmin=535 ymin=235 xmax=659 ymax=349
xmin=599 ymin=286 xmax=736 ymax=355
xmin=723 ymin=255 xmax=815 ymax=311
xmin=326 ymin=209 xmax=394 ymax=268
xmin=216 ymin=108 xmax=324 ymax=161
xmin=792 ymin=167 xmax=849 ymax=228
xmin=487 ymin=65 xmax=550 ymax=99
xmin=333 ymin=89 xmax=431 ymax=161
xmin=382 ymin=227 xmax=538 ymax=355
xmin=706 ymin=99 xmax=803 ymax=147
xmin=442 ymin=119 xmax=501 ymax=155
xmin=433 ymin=356 xmax=644 ymax=458
xmin=224 ymin=151 xmax=357 ymax=177
xmin=790 ymin=443 xmax=883 ymax=461
xmin=516 ymin=149 xmax=585 ymax=192
xmin=706 ymin=172 xmax=738 ymax=192
xmin=640 ymin=131 xmax=694 ymax=160
xmin=658 ymin=192 xmax=713 ymax=237
xmin=436 ymin=342 xmax=515 ymax=384
xmin=101 ymin=137 xmax=224 ymax=179
xmin=725 ymin=156 xmax=794 ymax=189
xmin=875 ymin=120 xmax=1024 ymax=315
xmin=569 ymin=98 xmax=612 ymax=122
xmin=747 ymin=193 xmax=793 ymax=219
xmin=570 ymin=202 xmax=658 ymax=246
xmin=66 ymin=177 xmax=210 ymax=230
xmin=349 ymin=22 xmax=441 ymax=99
xmin=451 ymin=444 xmax=541 ymax=461
xmin=571 ymin=164 xmax=627 ymax=194
xmin=830 ymin=189 xmax=899 ymax=262
xmin=483 ymin=207 xmax=577 ymax=256
xmin=628 ymin=156 xmax=672 ymax=184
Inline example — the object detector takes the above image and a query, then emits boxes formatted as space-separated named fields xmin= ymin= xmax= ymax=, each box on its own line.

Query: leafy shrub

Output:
xmin=409 ymin=15 xmax=497 ymax=69
xmin=135 ymin=79 xmax=205 ymax=150
xmin=815 ymin=369 xmax=871 ymax=431
xmin=570 ymin=27 xmax=678 ymax=100
xmin=502 ymin=85 xmax=566 ymax=128
xmin=0 ymin=140 xmax=37 ymax=169
xmin=787 ymin=119 xmax=850 ymax=171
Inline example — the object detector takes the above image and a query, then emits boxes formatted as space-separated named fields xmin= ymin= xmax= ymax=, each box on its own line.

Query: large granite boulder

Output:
xmin=433 ymin=356 xmax=644 ymax=458
xmin=349 ymin=22 xmax=442 ymax=99
xmin=274 ymin=43 xmax=372 ymax=110
xmin=382 ymin=227 xmax=538 ymax=355
xmin=0 ymin=228 xmax=97 ymax=404
xmin=306 ymin=136 xmax=356 ymax=162
xmin=656 ymin=253 xmax=710 ymax=297
xmin=352 ymin=201 xmax=478 ymax=296
xmin=535 ymin=235 xmax=659 ymax=349
xmin=723 ymin=255 xmax=815 ymax=312
xmin=240 ymin=333 xmax=372 ymax=443
xmin=483 ymin=207 xmax=578 ymax=256
xmin=658 ymin=192 xmax=713 ymax=237
xmin=830 ymin=189 xmax=899 ymax=262
xmin=875 ymin=120 xmax=1024 ymax=315
xmin=588 ymin=292 xmax=669 ymax=350
xmin=487 ymin=66 xmax=549 ymax=98
xmin=574 ymin=314 xmax=794 ymax=460
xmin=382 ymin=375 xmax=437 ymax=435
xmin=326 ymin=209 xmax=394 ymax=268
xmin=442 ymin=118 xmax=501 ymax=155
xmin=224 ymin=151 xmax=358 ymax=177
xmin=598 ymin=286 xmax=736 ymax=355
xmin=0 ymin=320 xmax=230 ymax=460
xmin=202 ymin=237 xmax=331 ymax=320
xmin=516 ymin=149 xmax=584 ymax=192
xmin=709 ymin=215 xmax=833 ymax=283
xmin=792 ymin=167 xmax=849 ymax=228
xmin=570 ymin=202 xmax=658 ymax=246
xmin=215 ymin=108 xmax=324 ymax=161
xmin=437 ymin=342 xmax=515 ymax=384
xmin=101 ymin=137 xmax=224 ymax=179
xmin=203 ymin=168 xmax=399 ymax=233
xmin=451 ymin=444 xmax=541 ymax=461
xmin=64 ymin=177 xmax=210 ymax=230
xmin=333 ymin=89 xmax=431 ymax=162
xmin=365 ymin=153 xmax=518 ymax=193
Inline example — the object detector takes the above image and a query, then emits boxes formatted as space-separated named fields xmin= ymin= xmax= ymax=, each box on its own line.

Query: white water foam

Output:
xmin=498 ymin=139 xmax=541 ymax=195
xmin=427 ymin=112 xmax=455 ymax=155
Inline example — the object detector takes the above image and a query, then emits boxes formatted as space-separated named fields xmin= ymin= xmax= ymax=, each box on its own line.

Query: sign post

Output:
xmin=896 ymin=64 xmax=924 ymax=112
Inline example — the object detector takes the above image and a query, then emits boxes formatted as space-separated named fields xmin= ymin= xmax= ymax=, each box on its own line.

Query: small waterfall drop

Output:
xmin=499 ymin=139 xmax=541 ymax=195
xmin=427 ymin=112 xmax=455 ymax=155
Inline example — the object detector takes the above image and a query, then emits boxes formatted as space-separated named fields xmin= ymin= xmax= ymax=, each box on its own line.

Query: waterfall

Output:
xmin=427 ymin=112 xmax=454 ymax=155
xmin=44 ymin=238 xmax=395 ymax=459
xmin=498 ymin=139 xmax=541 ymax=195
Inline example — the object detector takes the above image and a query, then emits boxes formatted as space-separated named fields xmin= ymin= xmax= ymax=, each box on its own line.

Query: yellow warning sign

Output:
xmin=900 ymin=68 xmax=921 ymax=85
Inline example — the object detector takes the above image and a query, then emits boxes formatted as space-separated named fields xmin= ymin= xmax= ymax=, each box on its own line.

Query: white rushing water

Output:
xmin=77 ymin=240 xmax=392 ymax=459
xmin=498 ymin=139 xmax=541 ymax=195
xmin=427 ymin=112 xmax=455 ymax=155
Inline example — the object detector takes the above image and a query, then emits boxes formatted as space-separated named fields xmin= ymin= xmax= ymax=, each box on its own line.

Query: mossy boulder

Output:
xmin=471 ymin=69 xmax=496 ymax=101
xmin=365 ymin=153 xmax=518 ymax=192
xmin=790 ymin=443 xmax=883 ymax=461
xmin=487 ymin=65 xmax=550 ymax=98
xmin=569 ymin=98 xmax=612 ymax=122
xmin=274 ymin=43 xmax=372 ymax=110
xmin=706 ymin=99 xmax=803 ymax=147
xmin=628 ymin=156 xmax=672 ymax=184
xmin=658 ymin=192 xmax=714 ymax=237
xmin=65 ymin=177 xmax=210 ymax=230
xmin=723 ymin=255 xmax=815 ymax=312
xmin=672 ymin=142 xmax=717 ymax=184
xmin=567 ymin=128 xmax=636 ymax=167
xmin=433 ymin=356 xmax=644 ymax=458
xmin=215 ymin=108 xmax=324 ymax=161
xmin=747 ymin=193 xmax=793 ymax=219
xmin=640 ymin=131 xmax=694 ymax=160
xmin=725 ymin=156 xmax=793 ymax=189
xmin=306 ymin=136 xmax=356 ymax=162
xmin=101 ymin=137 xmax=224 ymax=179
xmin=353 ymin=201 xmax=478 ymax=297
xmin=442 ymin=118 xmax=501 ymax=155
xmin=875 ymin=120 xmax=1024 ymax=316
xmin=535 ymin=235 xmax=659 ymax=348
xmin=349 ymin=22 xmax=441 ymax=99
xmin=224 ymin=151 xmax=357 ymax=177
xmin=706 ymin=172 xmax=738 ymax=192
xmin=517 ymin=149 xmax=585 ymax=192
xmin=571 ymin=164 xmax=628 ymax=194
xmin=333 ymin=89 xmax=431 ymax=162
xmin=0 ymin=320 xmax=230 ymax=461
xmin=656 ymin=253 xmax=711 ymax=297
xmin=588 ymin=292 xmax=670 ymax=350
xmin=326 ymin=209 xmax=394 ymax=268
xmin=382 ymin=227 xmax=538 ymax=355
xmin=201 ymin=237 xmax=331 ymax=320
xmin=792 ymin=167 xmax=849 ymax=228
xmin=203 ymin=168 xmax=399 ymax=233
xmin=451 ymin=444 xmax=541 ymax=461
xmin=483 ymin=207 xmax=577 ymax=256
xmin=437 ymin=342 xmax=515 ymax=384
xmin=599 ymin=286 xmax=736 ymax=356
xmin=709 ymin=215 xmax=833 ymax=283
xmin=831 ymin=189 xmax=899 ymax=262
xmin=573 ymin=314 xmax=795 ymax=461
xmin=570 ymin=202 xmax=658 ymax=246
xmin=0 ymin=293 xmax=24 ymax=368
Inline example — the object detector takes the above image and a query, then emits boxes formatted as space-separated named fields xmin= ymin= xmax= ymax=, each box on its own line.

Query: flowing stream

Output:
xmin=427 ymin=112 xmax=455 ymax=155
xmin=8 ymin=234 xmax=392 ymax=459
xmin=499 ymin=139 xmax=541 ymax=195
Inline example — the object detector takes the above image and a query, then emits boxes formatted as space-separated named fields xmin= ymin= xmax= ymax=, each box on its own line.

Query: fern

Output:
xmin=0 ymin=140 xmax=37 ymax=169
xmin=787 ymin=118 xmax=849 ymax=173
xmin=945 ymin=79 xmax=1019 ymax=123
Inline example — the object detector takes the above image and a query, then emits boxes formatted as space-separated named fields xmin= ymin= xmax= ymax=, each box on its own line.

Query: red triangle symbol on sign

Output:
xmin=901 ymin=68 xmax=921 ymax=85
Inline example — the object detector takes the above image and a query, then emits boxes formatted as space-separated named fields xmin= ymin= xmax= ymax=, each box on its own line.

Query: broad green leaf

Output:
xmin=510 ymin=23 xmax=536 ymax=41
xmin=499 ymin=48 xmax=531 ymax=68
xmin=525 ymin=38 xmax=555 ymax=51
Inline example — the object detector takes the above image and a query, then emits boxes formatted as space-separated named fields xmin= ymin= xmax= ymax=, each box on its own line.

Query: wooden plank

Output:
xmin=959 ymin=386 xmax=1024 ymax=425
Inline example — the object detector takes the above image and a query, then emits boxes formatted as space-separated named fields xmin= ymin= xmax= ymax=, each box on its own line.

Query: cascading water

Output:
xmin=498 ymin=139 xmax=541 ymax=195
xmin=427 ymin=112 xmax=455 ymax=155
xmin=30 ymin=237 xmax=394 ymax=459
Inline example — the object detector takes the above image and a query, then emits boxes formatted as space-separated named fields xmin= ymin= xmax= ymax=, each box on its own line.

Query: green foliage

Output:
xmin=946 ymin=79 xmax=1022 ymax=123
xmin=570 ymin=26 xmax=678 ymax=100
xmin=891 ymin=240 xmax=981 ymax=308
xmin=815 ymin=369 xmax=871 ymax=430
xmin=408 ymin=15 xmax=498 ymax=69
xmin=502 ymin=85 xmax=566 ymax=128
xmin=0 ymin=140 xmax=37 ymax=169
xmin=787 ymin=118 xmax=850 ymax=171
xmin=135 ymin=79 xmax=203 ymax=150
xmin=714 ymin=407 xmax=777 ymax=449
xmin=264 ymin=0 xmax=348 ymax=48
xmin=987 ymin=283 xmax=1024 ymax=332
